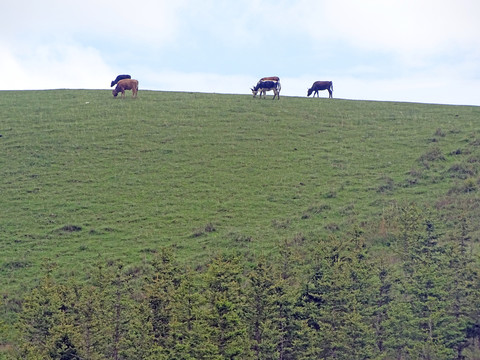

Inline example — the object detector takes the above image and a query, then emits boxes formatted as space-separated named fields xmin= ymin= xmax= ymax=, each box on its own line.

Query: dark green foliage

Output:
xmin=382 ymin=205 xmax=478 ymax=359
xmin=296 ymin=231 xmax=377 ymax=360
xmin=49 ymin=334 xmax=79 ymax=360
xmin=204 ymin=254 xmax=251 ymax=359
xmin=6 ymin=234 xmax=480 ymax=359
xmin=245 ymin=258 xmax=298 ymax=360
xmin=145 ymin=248 xmax=177 ymax=350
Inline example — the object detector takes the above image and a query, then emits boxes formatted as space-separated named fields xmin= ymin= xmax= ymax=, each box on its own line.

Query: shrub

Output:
xmin=419 ymin=146 xmax=445 ymax=163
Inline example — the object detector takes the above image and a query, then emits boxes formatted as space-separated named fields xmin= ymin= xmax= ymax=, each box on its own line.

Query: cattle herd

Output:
xmin=110 ymin=74 xmax=333 ymax=100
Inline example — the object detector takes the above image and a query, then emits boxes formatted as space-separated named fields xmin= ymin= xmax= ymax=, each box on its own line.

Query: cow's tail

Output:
xmin=330 ymin=82 xmax=333 ymax=92
xmin=277 ymin=81 xmax=281 ymax=92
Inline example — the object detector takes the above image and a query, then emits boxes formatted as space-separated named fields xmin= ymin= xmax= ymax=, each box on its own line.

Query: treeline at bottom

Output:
xmin=3 ymin=205 xmax=480 ymax=360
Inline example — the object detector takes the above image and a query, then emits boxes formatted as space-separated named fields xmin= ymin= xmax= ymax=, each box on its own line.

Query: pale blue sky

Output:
xmin=2 ymin=0 xmax=480 ymax=105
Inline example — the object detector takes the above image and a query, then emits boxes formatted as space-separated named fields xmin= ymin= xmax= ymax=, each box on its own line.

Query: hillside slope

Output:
xmin=1 ymin=90 xmax=480 ymax=288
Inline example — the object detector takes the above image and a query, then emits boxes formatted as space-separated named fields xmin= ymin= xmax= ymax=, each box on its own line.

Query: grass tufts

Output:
xmin=58 ymin=225 xmax=82 ymax=233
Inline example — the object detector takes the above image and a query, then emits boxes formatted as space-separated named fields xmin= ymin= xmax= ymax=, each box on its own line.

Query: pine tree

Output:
xmin=85 ymin=261 xmax=145 ymax=360
xmin=73 ymin=282 xmax=106 ymax=360
xmin=16 ymin=263 xmax=64 ymax=359
xmin=371 ymin=261 xmax=394 ymax=356
xmin=143 ymin=247 xmax=179 ymax=356
xmin=246 ymin=257 xmax=291 ymax=360
xmin=204 ymin=254 xmax=251 ymax=359
xmin=388 ymin=205 xmax=458 ymax=359
xmin=274 ymin=240 xmax=304 ymax=360
xmin=16 ymin=262 xmax=84 ymax=360
xmin=17 ymin=278 xmax=57 ymax=357
xmin=168 ymin=266 xmax=214 ymax=360
xmin=445 ymin=214 xmax=480 ymax=359
xmin=296 ymin=232 xmax=377 ymax=359
xmin=274 ymin=280 xmax=297 ymax=360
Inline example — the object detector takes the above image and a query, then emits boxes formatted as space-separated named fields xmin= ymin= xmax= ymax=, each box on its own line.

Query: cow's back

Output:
xmin=117 ymin=79 xmax=138 ymax=90
xmin=260 ymin=76 xmax=280 ymax=82
xmin=314 ymin=81 xmax=332 ymax=90
xmin=111 ymin=74 xmax=131 ymax=87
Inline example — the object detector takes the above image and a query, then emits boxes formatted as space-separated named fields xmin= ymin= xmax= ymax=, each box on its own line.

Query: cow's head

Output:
xmin=251 ymin=88 xmax=258 ymax=98
xmin=307 ymin=88 xmax=313 ymax=97
xmin=112 ymin=89 xmax=119 ymax=97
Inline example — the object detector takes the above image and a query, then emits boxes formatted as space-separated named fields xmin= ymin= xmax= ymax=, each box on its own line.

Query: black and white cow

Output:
xmin=111 ymin=74 xmax=132 ymax=87
xmin=251 ymin=80 xmax=281 ymax=100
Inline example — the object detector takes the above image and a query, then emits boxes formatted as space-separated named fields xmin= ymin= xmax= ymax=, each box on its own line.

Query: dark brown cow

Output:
xmin=307 ymin=81 xmax=333 ymax=98
xmin=111 ymin=74 xmax=131 ymax=87
xmin=112 ymin=79 xmax=139 ymax=98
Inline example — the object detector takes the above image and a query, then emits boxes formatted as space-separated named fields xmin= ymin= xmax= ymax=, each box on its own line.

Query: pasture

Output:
xmin=1 ymin=89 xmax=480 ymax=297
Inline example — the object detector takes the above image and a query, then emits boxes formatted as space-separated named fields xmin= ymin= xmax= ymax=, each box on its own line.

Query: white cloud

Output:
xmin=1 ymin=0 xmax=190 ymax=91
xmin=3 ymin=0 xmax=187 ymax=46
xmin=0 ymin=46 xmax=30 ymax=89
xmin=320 ymin=0 xmax=480 ymax=59
xmin=0 ymin=42 xmax=113 ymax=90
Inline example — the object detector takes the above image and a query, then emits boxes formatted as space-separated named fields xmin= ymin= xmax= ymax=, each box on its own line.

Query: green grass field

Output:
xmin=2 ymin=89 xmax=480 ymax=296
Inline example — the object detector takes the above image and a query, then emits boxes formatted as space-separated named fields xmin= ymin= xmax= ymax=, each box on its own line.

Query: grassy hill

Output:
xmin=2 ymin=89 xmax=480 ymax=358
xmin=1 ymin=89 xmax=480 ymax=290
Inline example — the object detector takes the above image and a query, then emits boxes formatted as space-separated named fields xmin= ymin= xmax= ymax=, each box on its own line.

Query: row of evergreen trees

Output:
xmin=4 ymin=205 xmax=480 ymax=359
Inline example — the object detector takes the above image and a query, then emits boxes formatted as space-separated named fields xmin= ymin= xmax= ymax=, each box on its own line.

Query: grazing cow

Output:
xmin=251 ymin=80 xmax=281 ymax=100
xmin=259 ymin=76 xmax=280 ymax=82
xmin=112 ymin=79 xmax=139 ymax=98
xmin=307 ymin=81 xmax=333 ymax=98
xmin=111 ymin=74 xmax=131 ymax=87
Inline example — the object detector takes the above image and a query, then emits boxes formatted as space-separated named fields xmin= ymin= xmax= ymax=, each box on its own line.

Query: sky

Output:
xmin=2 ymin=0 xmax=480 ymax=106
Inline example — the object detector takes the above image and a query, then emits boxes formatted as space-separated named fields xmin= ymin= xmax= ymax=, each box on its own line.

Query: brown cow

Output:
xmin=259 ymin=76 xmax=280 ymax=82
xmin=112 ymin=79 xmax=139 ymax=98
